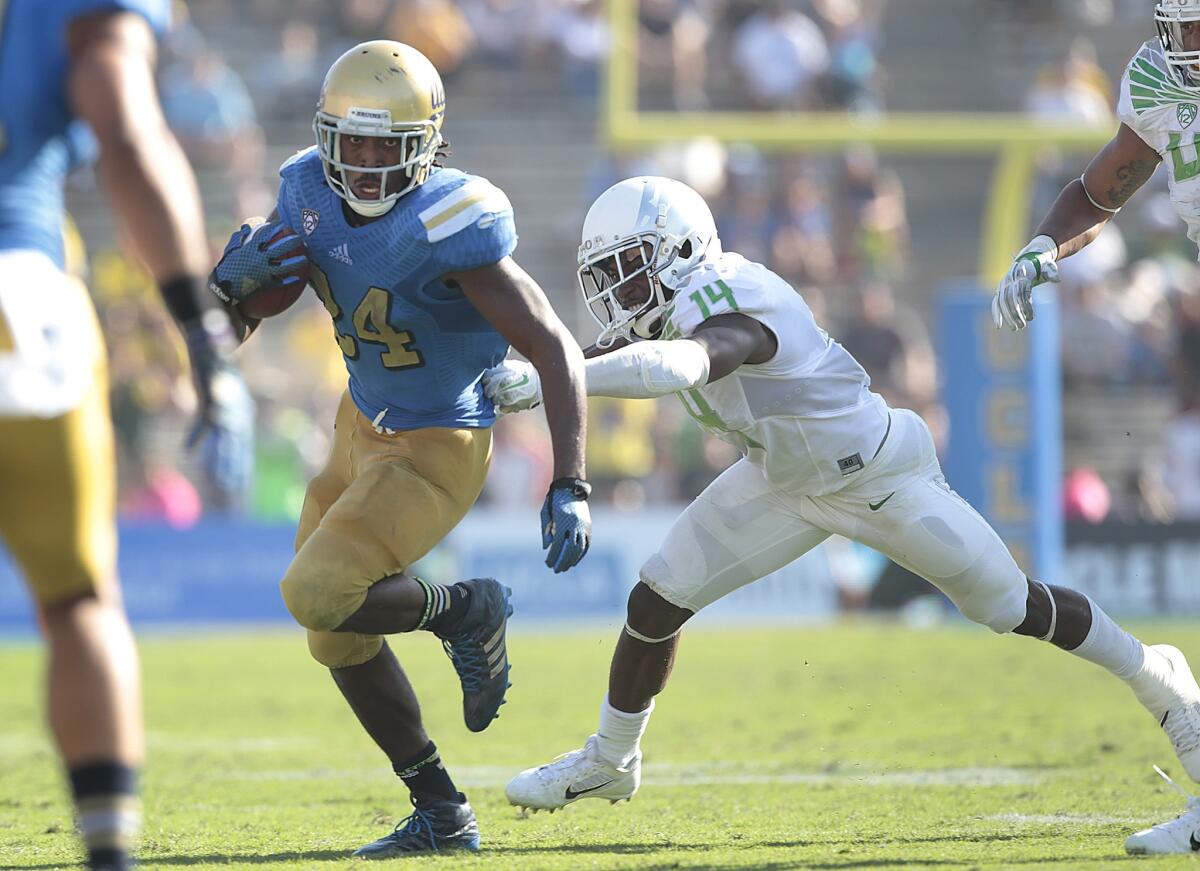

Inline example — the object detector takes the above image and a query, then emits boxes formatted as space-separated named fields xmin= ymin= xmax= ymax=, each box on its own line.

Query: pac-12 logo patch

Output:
xmin=301 ymin=208 xmax=320 ymax=235
xmin=1180 ymin=103 xmax=1198 ymax=129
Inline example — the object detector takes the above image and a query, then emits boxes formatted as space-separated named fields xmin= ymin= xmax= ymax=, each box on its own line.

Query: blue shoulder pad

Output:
xmin=274 ymin=147 xmax=320 ymax=227
xmin=421 ymin=175 xmax=518 ymax=273
xmin=279 ymin=146 xmax=318 ymax=180
xmin=61 ymin=0 xmax=171 ymax=35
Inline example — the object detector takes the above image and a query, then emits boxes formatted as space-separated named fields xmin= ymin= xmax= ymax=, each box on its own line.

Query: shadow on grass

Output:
xmin=0 ymin=850 xmax=348 ymax=869
xmin=0 ymin=836 xmax=1149 ymax=870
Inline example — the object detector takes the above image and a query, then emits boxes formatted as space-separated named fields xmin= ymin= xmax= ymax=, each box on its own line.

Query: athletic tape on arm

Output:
xmin=585 ymin=339 xmax=711 ymax=399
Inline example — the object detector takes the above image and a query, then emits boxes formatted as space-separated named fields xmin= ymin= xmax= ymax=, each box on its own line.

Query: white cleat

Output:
xmin=506 ymin=735 xmax=639 ymax=811
xmin=1131 ymin=645 xmax=1200 ymax=781
xmin=1126 ymin=767 xmax=1200 ymax=855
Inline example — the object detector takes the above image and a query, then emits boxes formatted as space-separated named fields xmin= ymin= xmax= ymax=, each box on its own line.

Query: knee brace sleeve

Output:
xmin=306 ymin=629 xmax=383 ymax=669
xmin=1012 ymin=579 xmax=1092 ymax=650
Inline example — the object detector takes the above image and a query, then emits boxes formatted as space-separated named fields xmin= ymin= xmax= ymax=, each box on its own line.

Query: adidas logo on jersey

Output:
xmin=328 ymin=243 xmax=353 ymax=266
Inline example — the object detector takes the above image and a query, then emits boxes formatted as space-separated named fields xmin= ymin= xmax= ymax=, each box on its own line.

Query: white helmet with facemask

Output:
xmin=1157 ymin=0 xmax=1200 ymax=91
xmin=578 ymin=176 xmax=721 ymax=347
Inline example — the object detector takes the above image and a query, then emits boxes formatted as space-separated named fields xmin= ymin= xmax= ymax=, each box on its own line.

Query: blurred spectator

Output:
xmin=716 ymin=178 xmax=776 ymax=266
xmin=386 ymin=0 xmax=475 ymax=81
xmin=1173 ymin=285 xmax=1200 ymax=399
xmin=1063 ymin=466 xmax=1112 ymax=523
xmin=542 ymin=0 xmax=610 ymax=101
xmin=335 ymin=0 xmax=395 ymax=40
xmin=1025 ymin=37 xmax=1113 ymax=125
xmin=160 ymin=44 xmax=259 ymax=166
xmin=731 ymin=0 xmax=829 ymax=110
xmin=811 ymin=0 xmax=883 ymax=112
xmin=1113 ymin=463 xmax=1175 ymax=524
xmin=586 ymin=397 xmax=658 ymax=503
xmin=835 ymin=145 xmax=909 ymax=283
xmin=121 ymin=464 xmax=203 ymax=529
xmin=482 ymin=413 xmax=554 ymax=507
xmin=251 ymin=21 xmax=325 ymax=118
xmin=1060 ymin=279 xmax=1133 ymax=386
xmin=461 ymin=0 xmax=529 ymax=66
xmin=836 ymin=282 xmax=936 ymax=408
xmin=638 ymin=0 xmax=711 ymax=110
xmin=159 ymin=42 xmax=270 ymax=217
xmin=771 ymin=170 xmax=837 ymax=286
xmin=1162 ymin=389 xmax=1200 ymax=520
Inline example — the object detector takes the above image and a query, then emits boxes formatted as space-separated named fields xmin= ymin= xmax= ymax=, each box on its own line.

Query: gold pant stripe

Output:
xmin=280 ymin=391 xmax=492 ymax=668
xmin=0 ymin=308 xmax=13 ymax=352
xmin=0 ymin=358 xmax=117 ymax=604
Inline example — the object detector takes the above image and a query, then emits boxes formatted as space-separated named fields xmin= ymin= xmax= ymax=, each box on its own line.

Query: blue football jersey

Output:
xmin=275 ymin=149 xmax=518 ymax=431
xmin=0 ymin=0 xmax=170 ymax=268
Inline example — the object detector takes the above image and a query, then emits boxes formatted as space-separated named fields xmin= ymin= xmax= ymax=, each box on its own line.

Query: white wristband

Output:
xmin=585 ymin=339 xmax=711 ymax=399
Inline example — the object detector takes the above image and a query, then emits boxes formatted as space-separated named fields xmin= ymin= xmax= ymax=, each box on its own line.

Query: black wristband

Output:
xmin=158 ymin=274 xmax=207 ymax=326
xmin=549 ymin=477 xmax=592 ymax=500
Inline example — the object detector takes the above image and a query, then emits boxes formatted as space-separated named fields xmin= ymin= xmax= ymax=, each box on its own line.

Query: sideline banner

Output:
xmin=937 ymin=286 xmax=1063 ymax=581
xmin=0 ymin=509 xmax=846 ymax=630
xmin=3 ymin=516 xmax=1198 ymax=629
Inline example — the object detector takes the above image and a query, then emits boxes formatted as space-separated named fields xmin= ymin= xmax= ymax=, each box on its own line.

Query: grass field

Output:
xmin=3 ymin=620 xmax=1200 ymax=869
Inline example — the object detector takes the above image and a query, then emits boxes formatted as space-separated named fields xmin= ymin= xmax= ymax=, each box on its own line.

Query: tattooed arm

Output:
xmin=1033 ymin=123 xmax=1161 ymax=260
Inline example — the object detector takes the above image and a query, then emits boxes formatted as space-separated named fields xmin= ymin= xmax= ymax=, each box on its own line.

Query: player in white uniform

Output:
xmin=992 ymin=1 xmax=1200 ymax=855
xmin=485 ymin=175 xmax=1200 ymax=841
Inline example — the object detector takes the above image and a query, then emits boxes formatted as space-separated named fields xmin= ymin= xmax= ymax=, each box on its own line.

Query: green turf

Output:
xmin=2 ymin=619 xmax=1199 ymax=869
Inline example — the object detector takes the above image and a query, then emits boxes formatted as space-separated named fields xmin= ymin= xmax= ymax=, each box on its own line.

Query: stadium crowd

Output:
xmin=61 ymin=0 xmax=1200 ymax=527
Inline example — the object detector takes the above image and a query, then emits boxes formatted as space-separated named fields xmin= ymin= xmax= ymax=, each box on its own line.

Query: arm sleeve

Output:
xmin=427 ymin=179 xmax=518 ymax=273
xmin=584 ymin=339 xmax=711 ymax=399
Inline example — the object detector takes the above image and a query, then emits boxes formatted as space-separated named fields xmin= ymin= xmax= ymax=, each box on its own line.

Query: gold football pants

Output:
xmin=280 ymin=391 xmax=492 ymax=668
xmin=0 ymin=308 xmax=115 ymax=605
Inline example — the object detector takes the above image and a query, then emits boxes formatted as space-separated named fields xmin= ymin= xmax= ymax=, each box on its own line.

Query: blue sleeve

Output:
xmin=273 ymin=177 xmax=295 ymax=229
xmin=61 ymin=0 xmax=171 ymax=36
xmin=434 ymin=210 xmax=518 ymax=274
xmin=274 ymin=149 xmax=315 ymax=229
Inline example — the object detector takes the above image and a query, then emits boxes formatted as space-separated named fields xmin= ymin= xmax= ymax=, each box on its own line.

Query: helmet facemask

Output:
xmin=578 ymin=234 xmax=678 ymax=347
xmin=1156 ymin=2 xmax=1200 ymax=92
xmin=314 ymin=108 xmax=441 ymax=217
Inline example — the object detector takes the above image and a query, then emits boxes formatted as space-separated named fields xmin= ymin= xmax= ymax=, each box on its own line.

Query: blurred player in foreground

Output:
xmin=208 ymin=41 xmax=590 ymax=858
xmin=488 ymin=177 xmax=1200 ymax=851
xmin=0 ymin=1 xmax=253 ymax=868
xmin=991 ymin=0 xmax=1200 ymax=854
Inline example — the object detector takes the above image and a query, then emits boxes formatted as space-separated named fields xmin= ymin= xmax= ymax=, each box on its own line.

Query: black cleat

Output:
xmin=352 ymin=796 xmax=480 ymax=859
xmin=436 ymin=578 xmax=512 ymax=732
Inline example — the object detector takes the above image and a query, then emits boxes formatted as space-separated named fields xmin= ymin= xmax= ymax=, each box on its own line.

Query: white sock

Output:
xmin=1070 ymin=596 xmax=1146 ymax=681
xmin=595 ymin=694 xmax=653 ymax=769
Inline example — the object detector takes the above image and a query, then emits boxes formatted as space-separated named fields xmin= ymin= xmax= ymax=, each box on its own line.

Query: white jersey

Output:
xmin=658 ymin=252 xmax=889 ymax=495
xmin=1118 ymin=40 xmax=1200 ymax=254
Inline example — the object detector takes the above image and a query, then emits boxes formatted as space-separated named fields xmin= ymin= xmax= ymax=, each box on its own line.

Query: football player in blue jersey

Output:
xmin=0 ymin=1 xmax=254 ymax=869
xmin=209 ymin=40 xmax=591 ymax=858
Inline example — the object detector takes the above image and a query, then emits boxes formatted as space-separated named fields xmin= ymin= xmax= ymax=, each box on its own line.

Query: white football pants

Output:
xmin=0 ymin=249 xmax=101 ymax=418
xmin=640 ymin=408 xmax=1029 ymax=632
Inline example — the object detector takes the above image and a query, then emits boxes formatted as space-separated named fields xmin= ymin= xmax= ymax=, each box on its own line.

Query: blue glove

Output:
xmin=184 ymin=317 xmax=256 ymax=508
xmin=208 ymin=219 xmax=305 ymax=307
xmin=540 ymin=478 xmax=592 ymax=573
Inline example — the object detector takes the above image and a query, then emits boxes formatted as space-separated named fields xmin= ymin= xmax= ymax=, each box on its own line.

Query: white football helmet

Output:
xmin=578 ymin=176 xmax=721 ymax=346
xmin=1156 ymin=0 xmax=1200 ymax=91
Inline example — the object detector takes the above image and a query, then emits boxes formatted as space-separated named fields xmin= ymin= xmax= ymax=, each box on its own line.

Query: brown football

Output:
xmin=237 ymin=226 xmax=310 ymax=319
